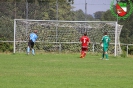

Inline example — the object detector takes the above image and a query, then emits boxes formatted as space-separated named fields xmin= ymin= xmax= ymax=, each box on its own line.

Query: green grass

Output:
xmin=0 ymin=53 xmax=133 ymax=88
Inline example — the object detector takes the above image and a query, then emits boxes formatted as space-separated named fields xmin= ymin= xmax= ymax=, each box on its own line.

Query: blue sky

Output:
xmin=72 ymin=0 xmax=116 ymax=15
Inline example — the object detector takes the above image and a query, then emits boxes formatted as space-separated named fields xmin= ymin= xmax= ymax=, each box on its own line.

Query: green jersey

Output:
xmin=102 ymin=35 xmax=110 ymax=47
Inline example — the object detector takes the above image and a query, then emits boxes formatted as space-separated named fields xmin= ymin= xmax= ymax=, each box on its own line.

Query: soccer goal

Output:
xmin=14 ymin=19 xmax=122 ymax=56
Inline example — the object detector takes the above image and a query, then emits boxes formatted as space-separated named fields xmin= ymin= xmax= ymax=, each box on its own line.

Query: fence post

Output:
xmin=114 ymin=22 xmax=118 ymax=56
xmin=59 ymin=43 xmax=61 ymax=53
xmin=127 ymin=45 xmax=128 ymax=57
xmin=13 ymin=19 xmax=16 ymax=54
xmin=92 ymin=43 xmax=94 ymax=52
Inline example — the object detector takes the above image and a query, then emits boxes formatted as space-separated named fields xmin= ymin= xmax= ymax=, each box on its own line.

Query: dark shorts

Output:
xmin=81 ymin=47 xmax=88 ymax=51
xmin=28 ymin=40 xmax=34 ymax=48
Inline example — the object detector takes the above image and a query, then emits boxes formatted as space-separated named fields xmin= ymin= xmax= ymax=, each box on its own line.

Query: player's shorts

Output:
xmin=28 ymin=40 xmax=34 ymax=48
xmin=81 ymin=46 xmax=88 ymax=51
xmin=103 ymin=47 xmax=108 ymax=52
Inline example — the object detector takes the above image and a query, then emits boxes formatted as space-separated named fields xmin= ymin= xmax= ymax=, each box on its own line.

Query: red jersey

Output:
xmin=80 ymin=36 xmax=90 ymax=47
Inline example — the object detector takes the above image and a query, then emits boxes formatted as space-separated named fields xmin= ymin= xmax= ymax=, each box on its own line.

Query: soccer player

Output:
xmin=100 ymin=32 xmax=110 ymax=60
xmin=27 ymin=30 xmax=38 ymax=55
xmin=80 ymin=32 xmax=90 ymax=58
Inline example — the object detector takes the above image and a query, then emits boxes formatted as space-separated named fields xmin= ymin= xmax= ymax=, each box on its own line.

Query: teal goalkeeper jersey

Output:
xmin=102 ymin=35 xmax=110 ymax=47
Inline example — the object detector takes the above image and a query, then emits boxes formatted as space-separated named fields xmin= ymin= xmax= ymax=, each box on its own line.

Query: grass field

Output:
xmin=0 ymin=53 xmax=133 ymax=88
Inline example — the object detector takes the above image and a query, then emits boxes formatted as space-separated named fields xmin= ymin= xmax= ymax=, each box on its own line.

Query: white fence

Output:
xmin=0 ymin=40 xmax=133 ymax=57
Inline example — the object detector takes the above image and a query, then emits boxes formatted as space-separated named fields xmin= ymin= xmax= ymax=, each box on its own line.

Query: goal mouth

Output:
xmin=14 ymin=19 xmax=122 ymax=56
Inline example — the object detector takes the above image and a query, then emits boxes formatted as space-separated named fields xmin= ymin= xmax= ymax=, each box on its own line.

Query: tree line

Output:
xmin=0 ymin=0 xmax=133 ymax=54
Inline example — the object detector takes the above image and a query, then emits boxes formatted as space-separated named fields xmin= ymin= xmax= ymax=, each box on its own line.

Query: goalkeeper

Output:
xmin=100 ymin=32 xmax=110 ymax=60
xmin=27 ymin=30 xmax=38 ymax=55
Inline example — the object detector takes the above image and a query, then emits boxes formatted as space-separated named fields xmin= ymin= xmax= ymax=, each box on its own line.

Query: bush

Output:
xmin=121 ymin=45 xmax=133 ymax=55
xmin=120 ymin=50 xmax=126 ymax=58
xmin=0 ymin=38 xmax=13 ymax=52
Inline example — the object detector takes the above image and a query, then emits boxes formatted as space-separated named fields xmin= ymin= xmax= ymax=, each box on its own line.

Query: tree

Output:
xmin=101 ymin=10 xmax=117 ymax=21
xmin=94 ymin=11 xmax=104 ymax=19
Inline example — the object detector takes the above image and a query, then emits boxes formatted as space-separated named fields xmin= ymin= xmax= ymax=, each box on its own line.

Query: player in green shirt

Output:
xmin=100 ymin=32 xmax=110 ymax=60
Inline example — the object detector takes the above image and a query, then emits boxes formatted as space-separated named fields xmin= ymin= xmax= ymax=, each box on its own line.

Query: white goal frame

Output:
xmin=14 ymin=19 xmax=120 ymax=56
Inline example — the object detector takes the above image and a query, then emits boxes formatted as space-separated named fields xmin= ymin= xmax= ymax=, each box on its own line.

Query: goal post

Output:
xmin=14 ymin=19 xmax=122 ymax=56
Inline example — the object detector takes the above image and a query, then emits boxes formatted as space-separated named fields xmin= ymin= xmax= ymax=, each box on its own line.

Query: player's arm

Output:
xmin=100 ymin=37 xmax=104 ymax=45
xmin=80 ymin=37 xmax=82 ymax=42
xmin=36 ymin=35 xmax=38 ymax=40
xmin=35 ymin=35 xmax=38 ymax=42
xmin=28 ymin=35 xmax=30 ymax=40
xmin=108 ymin=37 xmax=111 ymax=45
xmin=88 ymin=38 xmax=90 ymax=45
xmin=100 ymin=41 xmax=103 ymax=45
xmin=100 ymin=42 xmax=102 ymax=45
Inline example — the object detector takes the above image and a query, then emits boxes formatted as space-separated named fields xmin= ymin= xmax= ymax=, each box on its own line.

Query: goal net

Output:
xmin=14 ymin=19 xmax=122 ymax=56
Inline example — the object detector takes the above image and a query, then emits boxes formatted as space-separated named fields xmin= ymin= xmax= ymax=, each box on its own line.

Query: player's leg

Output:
xmin=101 ymin=47 xmax=105 ymax=59
xmin=105 ymin=47 xmax=109 ymax=60
xmin=32 ymin=48 xmax=35 ymax=55
xmin=83 ymin=48 xmax=88 ymax=58
xmin=80 ymin=47 xmax=84 ymax=58
xmin=27 ymin=46 xmax=30 ymax=54
xmin=84 ymin=51 xmax=86 ymax=57
xmin=27 ymin=40 xmax=31 ymax=54
xmin=31 ymin=42 xmax=35 ymax=55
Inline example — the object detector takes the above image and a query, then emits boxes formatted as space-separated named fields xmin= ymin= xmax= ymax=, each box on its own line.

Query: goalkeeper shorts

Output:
xmin=28 ymin=40 xmax=34 ymax=48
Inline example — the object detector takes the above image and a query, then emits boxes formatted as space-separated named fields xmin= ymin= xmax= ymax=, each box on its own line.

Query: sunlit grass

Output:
xmin=0 ymin=53 xmax=133 ymax=88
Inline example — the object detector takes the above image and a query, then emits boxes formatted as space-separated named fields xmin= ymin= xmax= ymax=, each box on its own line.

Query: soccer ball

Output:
xmin=101 ymin=43 xmax=103 ymax=47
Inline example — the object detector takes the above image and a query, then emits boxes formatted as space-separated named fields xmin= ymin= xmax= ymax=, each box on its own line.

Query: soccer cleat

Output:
xmin=80 ymin=56 xmax=83 ymax=58
xmin=80 ymin=55 xmax=84 ymax=58
xmin=27 ymin=52 xmax=29 ymax=55
xmin=100 ymin=58 xmax=103 ymax=60
xmin=32 ymin=49 xmax=35 ymax=55
xmin=80 ymin=56 xmax=85 ymax=58
xmin=27 ymin=46 xmax=30 ymax=53
xmin=32 ymin=52 xmax=35 ymax=55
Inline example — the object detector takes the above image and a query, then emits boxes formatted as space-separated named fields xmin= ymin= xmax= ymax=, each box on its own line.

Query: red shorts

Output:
xmin=81 ymin=47 xmax=88 ymax=51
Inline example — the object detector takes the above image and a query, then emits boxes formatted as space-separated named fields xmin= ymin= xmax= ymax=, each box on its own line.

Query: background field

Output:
xmin=0 ymin=53 xmax=133 ymax=88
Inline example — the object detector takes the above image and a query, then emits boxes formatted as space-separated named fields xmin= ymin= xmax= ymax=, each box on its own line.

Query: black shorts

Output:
xmin=28 ymin=40 xmax=34 ymax=48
